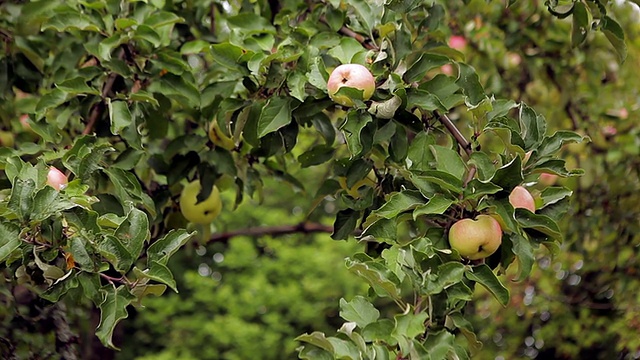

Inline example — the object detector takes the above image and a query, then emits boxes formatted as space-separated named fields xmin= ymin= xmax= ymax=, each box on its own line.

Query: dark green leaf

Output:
xmin=465 ymin=264 xmax=509 ymax=306
xmin=95 ymin=285 xmax=135 ymax=349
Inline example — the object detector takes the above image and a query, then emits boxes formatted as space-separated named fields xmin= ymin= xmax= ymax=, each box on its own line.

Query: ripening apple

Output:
xmin=448 ymin=215 xmax=503 ymax=260
xmin=448 ymin=35 xmax=467 ymax=50
xmin=46 ymin=166 xmax=68 ymax=191
xmin=538 ymin=173 xmax=558 ymax=186
xmin=0 ymin=131 xmax=14 ymax=148
xmin=509 ymin=186 xmax=535 ymax=212
xmin=208 ymin=121 xmax=235 ymax=151
xmin=326 ymin=64 xmax=375 ymax=107
xmin=180 ymin=180 xmax=222 ymax=224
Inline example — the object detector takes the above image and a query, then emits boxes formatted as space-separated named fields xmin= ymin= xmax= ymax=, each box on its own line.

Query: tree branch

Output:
xmin=207 ymin=222 xmax=334 ymax=243
xmin=82 ymin=50 xmax=125 ymax=135
xmin=52 ymin=303 xmax=79 ymax=360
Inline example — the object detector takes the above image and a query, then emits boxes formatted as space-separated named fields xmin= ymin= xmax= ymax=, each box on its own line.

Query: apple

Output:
xmin=327 ymin=64 xmax=375 ymax=107
xmin=0 ymin=131 xmax=14 ymax=148
xmin=538 ymin=173 xmax=558 ymax=186
xmin=46 ymin=167 xmax=68 ymax=191
xmin=180 ymin=180 xmax=222 ymax=224
xmin=509 ymin=186 xmax=535 ymax=212
xmin=440 ymin=64 xmax=454 ymax=76
xmin=448 ymin=215 xmax=503 ymax=260
xmin=448 ymin=35 xmax=467 ymax=50
xmin=208 ymin=120 xmax=235 ymax=151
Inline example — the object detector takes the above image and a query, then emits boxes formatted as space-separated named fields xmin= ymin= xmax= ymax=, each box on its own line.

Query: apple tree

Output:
xmin=0 ymin=0 xmax=628 ymax=358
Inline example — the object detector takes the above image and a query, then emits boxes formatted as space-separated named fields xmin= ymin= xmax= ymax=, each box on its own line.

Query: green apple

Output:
xmin=448 ymin=215 xmax=503 ymax=260
xmin=0 ymin=131 xmax=14 ymax=148
xmin=208 ymin=120 xmax=235 ymax=151
xmin=180 ymin=180 xmax=222 ymax=224
xmin=327 ymin=64 xmax=375 ymax=107
xmin=46 ymin=166 xmax=68 ymax=191
xmin=509 ymin=186 xmax=535 ymax=212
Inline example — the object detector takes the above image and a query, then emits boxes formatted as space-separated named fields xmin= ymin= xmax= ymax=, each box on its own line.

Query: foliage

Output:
xmin=0 ymin=0 xmax=634 ymax=359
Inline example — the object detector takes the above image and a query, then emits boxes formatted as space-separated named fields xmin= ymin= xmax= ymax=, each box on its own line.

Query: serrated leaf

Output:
xmin=114 ymin=206 xmax=149 ymax=262
xmin=406 ymin=132 xmax=436 ymax=171
xmin=147 ymin=229 xmax=195 ymax=265
xmin=392 ymin=311 xmax=429 ymax=355
xmin=134 ymin=261 xmax=177 ymax=292
xmin=413 ymin=194 xmax=454 ymax=219
xmin=31 ymin=186 xmax=78 ymax=221
xmin=346 ymin=257 xmax=401 ymax=300
xmin=415 ymin=170 xmax=464 ymax=194
xmin=456 ymin=63 xmax=486 ymax=107
xmin=41 ymin=11 xmax=101 ymax=32
xmin=535 ymin=131 xmax=586 ymax=159
xmin=361 ymin=217 xmax=397 ymax=243
xmin=8 ymin=178 xmax=36 ymax=221
xmin=56 ymin=77 xmax=100 ymax=95
xmin=448 ymin=312 xmax=482 ymax=355
xmin=407 ymin=89 xmax=447 ymax=112
xmin=430 ymin=145 xmax=467 ymax=179
xmin=258 ymin=97 xmax=295 ymax=137
xmin=463 ymin=180 xmax=502 ymax=201
xmin=519 ymin=103 xmax=546 ymax=149
xmin=465 ymin=264 xmax=510 ymax=306
xmin=328 ymin=38 xmax=366 ymax=64
xmin=489 ymin=156 xmax=523 ymax=192
xmin=95 ymin=286 xmax=135 ymax=349
xmin=571 ymin=2 xmax=590 ymax=47
xmin=515 ymin=209 xmax=562 ymax=239
xmin=0 ymin=221 xmax=20 ymax=263
xmin=373 ymin=190 xmax=424 ymax=219
xmin=340 ymin=296 xmax=380 ymax=329
xmin=539 ymin=186 xmax=572 ymax=207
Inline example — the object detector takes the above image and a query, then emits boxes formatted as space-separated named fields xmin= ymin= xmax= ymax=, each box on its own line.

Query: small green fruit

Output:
xmin=180 ymin=180 xmax=222 ymax=224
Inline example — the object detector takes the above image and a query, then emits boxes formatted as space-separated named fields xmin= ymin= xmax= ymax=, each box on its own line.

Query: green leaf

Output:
xmin=430 ymin=145 xmax=467 ymax=179
xmin=95 ymin=285 xmax=135 ymax=350
xmin=210 ymin=42 xmax=249 ymax=71
xmin=372 ymin=190 xmax=424 ymax=219
xmin=571 ymin=2 xmax=590 ymax=47
xmin=339 ymin=296 xmax=380 ymax=329
xmin=539 ymin=186 xmax=572 ymax=207
xmin=515 ymin=209 xmax=563 ymax=240
xmin=463 ymin=180 xmax=502 ymax=201
xmin=147 ymin=229 xmax=195 ymax=265
xmin=114 ymin=206 xmax=149 ymax=262
xmin=341 ymin=111 xmax=373 ymax=156
xmin=68 ymin=236 xmax=94 ymax=271
xmin=456 ymin=63 xmax=486 ymax=107
xmin=258 ymin=97 xmax=296 ymax=137
xmin=362 ymin=319 xmax=394 ymax=343
xmin=465 ymin=264 xmax=510 ymax=306
xmin=535 ymin=131 xmax=586 ymax=159
xmin=41 ymin=11 xmax=101 ymax=32
xmin=407 ymin=89 xmax=447 ymax=112
xmin=510 ymin=233 xmax=535 ymax=281
xmin=8 ymin=178 xmax=36 ymax=221
xmin=36 ymin=88 xmax=69 ymax=114
xmin=425 ymin=261 xmax=466 ymax=295
xmin=601 ymin=15 xmax=627 ymax=63
xmin=296 ymin=332 xmax=335 ymax=353
xmin=56 ymin=77 xmax=100 ymax=96
xmin=448 ymin=312 xmax=482 ymax=355
xmin=413 ymin=194 xmax=455 ymax=219
xmin=107 ymin=100 xmax=133 ymax=136
xmin=331 ymin=209 xmax=360 ymax=240
xmin=0 ymin=221 xmax=20 ymax=263
xmin=31 ymin=187 xmax=78 ymax=221
xmin=519 ymin=103 xmax=546 ymax=149
xmin=403 ymin=53 xmax=450 ymax=83
xmin=489 ymin=156 xmax=523 ymax=192
xmin=415 ymin=170 xmax=464 ymax=194
xmin=298 ymin=145 xmax=335 ymax=167
xmin=361 ymin=218 xmax=397 ymax=243
xmin=392 ymin=311 xmax=429 ymax=355
xmin=134 ymin=261 xmax=178 ymax=292
xmin=346 ymin=257 xmax=401 ymax=300
xmin=328 ymin=38 xmax=366 ymax=64
xmin=406 ymin=131 xmax=436 ymax=171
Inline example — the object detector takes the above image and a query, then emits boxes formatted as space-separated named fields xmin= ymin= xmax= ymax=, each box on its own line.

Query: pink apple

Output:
xmin=448 ymin=35 xmax=467 ymax=50
xmin=47 ymin=167 xmax=68 ymax=191
xmin=449 ymin=215 xmax=503 ymax=260
xmin=509 ymin=186 xmax=535 ymax=212
xmin=538 ymin=173 xmax=558 ymax=186
xmin=327 ymin=64 xmax=376 ymax=107
xmin=440 ymin=64 xmax=454 ymax=76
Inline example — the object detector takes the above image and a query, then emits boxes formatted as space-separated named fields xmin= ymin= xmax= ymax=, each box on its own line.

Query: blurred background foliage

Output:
xmin=1 ymin=0 xmax=638 ymax=359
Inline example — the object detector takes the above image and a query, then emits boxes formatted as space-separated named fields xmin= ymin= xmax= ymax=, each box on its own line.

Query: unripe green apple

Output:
xmin=327 ymin=64 xmax=375 ymax=107
xmin=208 ymin=120 xmax=235 ymax=151
xmin=180 ymin=180 xmax=222 ymax=224
xmin=46 ymin=166 xmax=68 ymax=191
xmin=448 ymin=215 xmax=503 ymax=260
xmin=509 ymin=186 xmax=535 ymax=212
xmin=0 ymin=131 xmax=14 ymax=148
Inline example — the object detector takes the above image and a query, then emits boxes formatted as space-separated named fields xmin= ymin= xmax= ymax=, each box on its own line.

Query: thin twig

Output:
xmin=207 ymin=222 xmax=334 ymax=243
xmin=82 ymin=49 xmax=125 ymax=135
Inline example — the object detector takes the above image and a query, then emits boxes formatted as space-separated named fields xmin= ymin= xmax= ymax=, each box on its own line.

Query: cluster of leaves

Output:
xmin=0 ymin=0 xmax=625 ymax=358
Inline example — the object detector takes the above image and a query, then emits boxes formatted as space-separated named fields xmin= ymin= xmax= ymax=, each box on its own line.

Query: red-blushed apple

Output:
xmin=448 ymin=215 xmax=503 ymax=260
xmin=326 ymin=64 xmax=375 ymax=107
xmin=440 ymin=64 xmax=454 ymax=76
xmin=539 ymin=173 xmax=558 ymax=186
xmin=509 ymin=186 xmax=535 ymax=212
xmin=448 ymin=35 xmax=467 ymax=50
xmin=47 ymin=167 xmax=68 ymax=191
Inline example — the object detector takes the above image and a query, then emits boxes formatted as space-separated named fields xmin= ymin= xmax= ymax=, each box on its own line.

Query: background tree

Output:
xmin=0 ymin=0 xmax=636 ymax=359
